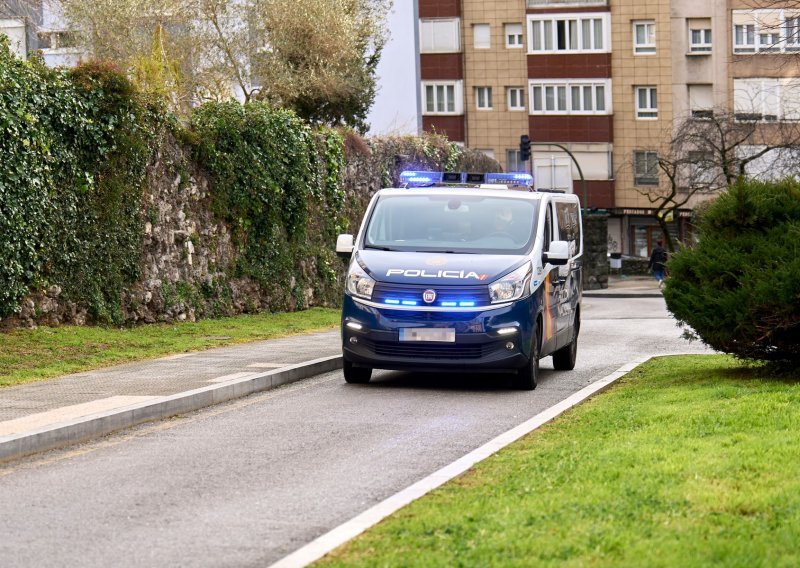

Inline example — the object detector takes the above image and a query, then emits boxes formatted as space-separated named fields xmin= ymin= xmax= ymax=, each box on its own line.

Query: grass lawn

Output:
xmin=318 ymin=355 xmax=800 ymax=567
xmin=0 ymin=307 xmax=340 ymax=387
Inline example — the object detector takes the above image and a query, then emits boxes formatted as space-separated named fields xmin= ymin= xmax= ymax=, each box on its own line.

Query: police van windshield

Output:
xmin=364 ymin=195 xmax=539 ymax=255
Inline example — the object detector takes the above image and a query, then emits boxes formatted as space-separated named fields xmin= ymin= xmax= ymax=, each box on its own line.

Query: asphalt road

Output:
xmin=0 ymin=296 xmax=712 ymax=568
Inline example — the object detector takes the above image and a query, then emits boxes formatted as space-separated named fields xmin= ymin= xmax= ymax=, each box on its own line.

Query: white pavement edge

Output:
xmin=0 ymin=355 xmax=343 ymax=464
xmin=269 ymin=354 xmax=669 ymax=568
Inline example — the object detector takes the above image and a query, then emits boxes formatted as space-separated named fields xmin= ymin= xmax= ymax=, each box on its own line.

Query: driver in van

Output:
xmin=494 ymin=206 xmax=514 ymax=232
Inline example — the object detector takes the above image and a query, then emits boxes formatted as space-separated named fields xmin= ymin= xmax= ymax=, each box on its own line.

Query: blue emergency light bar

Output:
xmin=399 ymin=171 xmax=533 ymax=188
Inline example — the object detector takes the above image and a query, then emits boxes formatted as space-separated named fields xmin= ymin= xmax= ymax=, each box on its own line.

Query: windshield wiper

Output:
xmin=364 ymin=244 xmax=396 ymax=251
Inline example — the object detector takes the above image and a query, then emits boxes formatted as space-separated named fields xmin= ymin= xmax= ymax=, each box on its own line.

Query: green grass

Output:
xmin=318 ymin=355 xmax=800 ymax=567
xmin=0 ymin=308 xmax=340 ymax=387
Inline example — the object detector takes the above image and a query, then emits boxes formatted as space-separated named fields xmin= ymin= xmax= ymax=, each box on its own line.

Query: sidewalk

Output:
xmin=0 ymin=275 xmax=661 ymax=463
xmin=0 ymin=330 xmax=342 ymax=462
xmin=583 ymin=274 xmax=663 ymax=298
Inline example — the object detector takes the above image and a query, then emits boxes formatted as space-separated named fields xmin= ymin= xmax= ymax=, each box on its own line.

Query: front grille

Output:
xmin=362 ymin=338 xmax=501 ymax=360
xmin=379 ymin=310 xmax=478 ymax=323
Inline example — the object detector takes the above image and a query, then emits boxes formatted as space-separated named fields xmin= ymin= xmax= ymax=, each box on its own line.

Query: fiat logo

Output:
xmin=422 ymin=289 xmax=437 ymax=304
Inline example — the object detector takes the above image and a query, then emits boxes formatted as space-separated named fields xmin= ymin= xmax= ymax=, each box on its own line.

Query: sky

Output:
xmin=366 ymin=1 xmax=420 ymax=137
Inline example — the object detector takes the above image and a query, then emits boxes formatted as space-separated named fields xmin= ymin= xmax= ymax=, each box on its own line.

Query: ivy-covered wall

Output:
xmin=0 ymin=38 xmax=163 ymax=325
xmin=0 ymin=42 xmax=500 ymax=328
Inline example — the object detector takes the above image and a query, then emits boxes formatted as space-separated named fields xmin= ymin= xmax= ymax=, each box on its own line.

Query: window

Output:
xmin=507 ymin=149 xmax=524 ymax=173
xmin=473 ymin=24 xmax=490 ymax=49
xmin=476 ymin=87 xmax=493 ymax=110
xmin=732 ymin=78 xmax=800 ymax=121
xmin=688 ymin=25 xmax=712 ymax=53
xmin=687 ymin=150 xmax=716 ymax=186
xmin=507 ymin=87 xmax=525 ymax=111
xmin=689 ymin=84 xmax=713 ymax=119
xmin=420 ymin=18 xmax=460 ymax=53
xmin=633 ymin=21 xmax=656 ymax=54
xmin=528 ymin=13 xmax=609 ymax=53
xmin=505 ymin=23 xmax=524 ymax=48
xmin=734 ymin=23 xmax=756 ymax=52
xmin=635 ymin=86 xmax=657 ymax=119
xmin=786 ymin=16 xmax=800 ymax=50
xmin=759 ymin=30 xmax=780 ymax=51
xmin=529 ymin=79 xmax=611 ymax=115
xmin=732 ymin=10 xmax=800 ymax=54
xmin=633 ymin=151 xmax=659 ymax=186
xmin=555 ymin=202 xmax=581 ymax=249
xmin=422 ymin=81 xmax=463 ymax=115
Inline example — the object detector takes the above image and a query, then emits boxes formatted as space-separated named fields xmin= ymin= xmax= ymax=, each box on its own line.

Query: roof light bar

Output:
xmin=484 ymin=173 xmax=534 ymax=185
xmin=399 ymin=171 xmax=443 ymax=185
xmin=399 ymin=171 xmax=533 ymax=188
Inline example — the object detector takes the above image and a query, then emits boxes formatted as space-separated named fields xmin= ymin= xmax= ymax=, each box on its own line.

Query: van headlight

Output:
xmin=346 ymin=261 xmax=375 ymax=299
xmin=488 ymin=262 xmax=532 ymax=303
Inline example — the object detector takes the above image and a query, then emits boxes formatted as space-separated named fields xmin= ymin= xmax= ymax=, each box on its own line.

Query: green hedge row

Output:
xmin=0 ymin=38 xmax=491 ymax=326
xmin=190 ymin=101 xmax=345 ymax=305
xmin=0 ymin=38 xmax=163 ymax=322
xmin=0 ymin=39 xmax=350 ymax=323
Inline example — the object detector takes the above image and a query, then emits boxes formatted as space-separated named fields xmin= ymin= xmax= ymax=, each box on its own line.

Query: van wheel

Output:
xmin=552 ymin=311 xmax=579 ymax=371
xmin=343 ymin=359 xmax=372 ymax=384
xmin=512 ymin=326 xmax=539 ymax=390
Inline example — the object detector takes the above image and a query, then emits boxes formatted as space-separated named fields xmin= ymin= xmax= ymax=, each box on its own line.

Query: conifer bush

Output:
xmin=664 ymin=179 xmax=800 ymax=365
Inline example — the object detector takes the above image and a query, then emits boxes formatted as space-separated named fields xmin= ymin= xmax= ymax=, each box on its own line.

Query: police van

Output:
xmin=335 ymin=171 xmax=583 ymax=390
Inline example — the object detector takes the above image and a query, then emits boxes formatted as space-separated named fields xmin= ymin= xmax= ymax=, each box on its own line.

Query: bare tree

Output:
xmin=635 ymin=109 xmax=800 ymax=251
xmin=59 ymin=0 xmax=389 ymax=127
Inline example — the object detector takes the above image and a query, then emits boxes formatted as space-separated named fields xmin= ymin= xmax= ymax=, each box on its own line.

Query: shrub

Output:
xmin=664 ymin=179 xmax=800 ymax=365
xmin=190 ymin=101 xmax=346 ymax=307
xmin=0 ymin=37 xmax=163 ymax=322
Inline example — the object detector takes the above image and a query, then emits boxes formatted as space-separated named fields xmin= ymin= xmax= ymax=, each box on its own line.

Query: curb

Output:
xmin=0 ymin=355 xmax=343 ymax=464
xmin=269 ymin=355 xmax=655 ymax=568
xmin=583 ymin=291 xmax=663 ymax=298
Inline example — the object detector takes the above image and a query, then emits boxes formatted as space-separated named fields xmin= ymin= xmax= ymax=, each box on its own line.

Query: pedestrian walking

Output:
xmin=648 ymin=239 xmax=668 ymax=289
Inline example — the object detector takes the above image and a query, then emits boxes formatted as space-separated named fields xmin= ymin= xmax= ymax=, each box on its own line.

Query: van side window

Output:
xmin=555 ymin=201 xmax=580 ymax=256
xmin=543 ymin=204 xmax=553 ymax=251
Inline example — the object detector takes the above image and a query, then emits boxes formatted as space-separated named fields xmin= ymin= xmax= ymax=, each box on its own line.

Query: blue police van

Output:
xmin=335 ymin=171 xmax=583 ymax=389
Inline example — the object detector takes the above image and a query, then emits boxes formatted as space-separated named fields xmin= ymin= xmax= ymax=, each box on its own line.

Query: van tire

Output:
xmin=552 ymin=310 xmax=579 ymax=371
xmin=512 ymin=325 xmax=539 ymax=390
xmin=343 ymin=359 xmax=372 ymax=384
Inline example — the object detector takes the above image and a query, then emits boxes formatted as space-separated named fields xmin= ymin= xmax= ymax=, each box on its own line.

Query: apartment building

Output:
xmin=0 ymin=0 xmax=83 ymax=66
xmin=417 ymin=0 xmax=800 ymax=257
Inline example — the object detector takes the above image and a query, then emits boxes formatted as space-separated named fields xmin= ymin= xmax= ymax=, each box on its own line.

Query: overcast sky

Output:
xmin=366 ymin=1 xmax=420 ymax=137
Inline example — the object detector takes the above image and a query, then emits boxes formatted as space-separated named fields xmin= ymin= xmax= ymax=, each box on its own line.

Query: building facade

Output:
xmin=0 ymin=0 xmax=83 ymax=66
xmin=417 ymin=0 xmax=800 ymax=257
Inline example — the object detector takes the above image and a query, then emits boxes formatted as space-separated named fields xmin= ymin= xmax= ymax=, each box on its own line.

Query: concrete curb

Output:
xmin=583 ymin=292 xmax=663 ymax=298
xmin=0 ymin=355 xmax=343 ymax=464
xmin=269 ymin=355 xmax=657 ymax=568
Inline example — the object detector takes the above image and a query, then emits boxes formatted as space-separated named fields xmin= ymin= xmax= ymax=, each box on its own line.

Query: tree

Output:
xmin=59 ymin=0 xmax=389 ymax=129
xmin=664 ymin=178 xmax=800 ymax=366
xmin=634 ymin=109 xmax=800 ymax=251
xmin=251 ymin=0 xmax=387 ymax=131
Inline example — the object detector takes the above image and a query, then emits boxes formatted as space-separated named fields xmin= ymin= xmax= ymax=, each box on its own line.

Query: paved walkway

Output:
xmin=583 ymin=274 xmax=662 ymax=297
xmin=0 ymin=274 xmax=660 ymax=461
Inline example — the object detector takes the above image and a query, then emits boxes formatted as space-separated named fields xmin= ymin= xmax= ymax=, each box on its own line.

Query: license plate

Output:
xmin=399 ymin=328 xmax=456 ymax=343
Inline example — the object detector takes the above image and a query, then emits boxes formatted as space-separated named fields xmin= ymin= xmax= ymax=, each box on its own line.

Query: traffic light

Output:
xmin=519 ymin=134 xmax=531 ymax=162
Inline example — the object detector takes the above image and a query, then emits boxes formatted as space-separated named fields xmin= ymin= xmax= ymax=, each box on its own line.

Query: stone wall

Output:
xmin=582 ymin=213 xmax=609 ymax=290
xmin=6 ymin=134 xmax=501 ymax=329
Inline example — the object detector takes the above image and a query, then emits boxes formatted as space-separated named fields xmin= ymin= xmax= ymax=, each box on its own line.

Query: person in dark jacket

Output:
xmin=648 ymin=239 xmax=668 ymax=288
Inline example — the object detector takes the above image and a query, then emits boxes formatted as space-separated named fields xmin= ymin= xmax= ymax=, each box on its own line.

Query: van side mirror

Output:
xmin=336 ymin=234 xmax=354 ymax=258
xmin=544 ymin=240 xmax=569 ymax=266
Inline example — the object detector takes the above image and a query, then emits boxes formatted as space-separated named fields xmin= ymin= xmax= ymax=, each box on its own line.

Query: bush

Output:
xmin=664 ymin=179 xmax=800 ymax=365
xmin=0 ymin=38 xmax=163 ymax=322
xmin=190 ymin=101 xmax=346 ymax=308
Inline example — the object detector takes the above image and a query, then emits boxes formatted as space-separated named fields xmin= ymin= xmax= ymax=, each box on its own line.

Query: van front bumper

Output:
xmin=341 ymin=295 xmax=536 ymax=373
